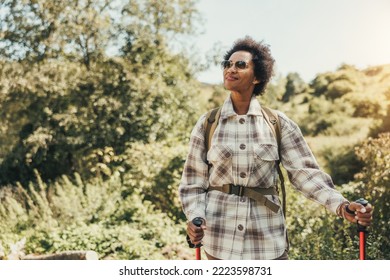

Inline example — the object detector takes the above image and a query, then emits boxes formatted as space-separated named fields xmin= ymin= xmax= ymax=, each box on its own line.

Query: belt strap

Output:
xmin=208 ymin=184 xmax=280 ymax=213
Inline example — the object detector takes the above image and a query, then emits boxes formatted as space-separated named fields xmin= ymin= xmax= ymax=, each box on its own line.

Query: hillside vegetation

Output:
xmin=0 ymin=0 xmax=389 ymax=260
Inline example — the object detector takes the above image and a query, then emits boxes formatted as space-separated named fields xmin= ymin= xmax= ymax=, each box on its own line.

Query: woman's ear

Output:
xmin=253 ymin=78 xmax=260 ymax=85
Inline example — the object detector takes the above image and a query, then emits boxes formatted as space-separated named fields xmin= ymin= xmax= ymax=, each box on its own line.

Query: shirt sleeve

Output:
xmin=178 ymin=113 xmax=209 ymax=222
xmin=278 ymin=113 xmax=347 ymax=214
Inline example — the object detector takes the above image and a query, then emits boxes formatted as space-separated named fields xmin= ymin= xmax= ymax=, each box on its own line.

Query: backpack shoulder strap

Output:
xmin=204 ymin=107 xmax=222 ymax=153
xmin=261 ymin=106 xmax=286 ymax=217
xmin=261 ymin=106 xmax=281 ymax=153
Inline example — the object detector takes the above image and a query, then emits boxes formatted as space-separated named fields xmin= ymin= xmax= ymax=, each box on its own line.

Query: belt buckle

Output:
xmin=230 ymin=184 xmax=245 ymax=197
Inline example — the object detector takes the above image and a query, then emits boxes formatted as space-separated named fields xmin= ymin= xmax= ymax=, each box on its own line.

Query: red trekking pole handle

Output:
xmin=355 ymin=198 xmax=369 ymax=260
xmin=192 ymin=217 xmax=203 ymax=260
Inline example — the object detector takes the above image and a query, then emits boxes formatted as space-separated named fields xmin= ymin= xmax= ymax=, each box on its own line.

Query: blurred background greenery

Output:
xmin=0 ymin=0 xmax=389 ymax=260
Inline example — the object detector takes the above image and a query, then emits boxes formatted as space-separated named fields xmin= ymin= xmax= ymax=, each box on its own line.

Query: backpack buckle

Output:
xmin=229 ymin=184 xmax=245 ymax=197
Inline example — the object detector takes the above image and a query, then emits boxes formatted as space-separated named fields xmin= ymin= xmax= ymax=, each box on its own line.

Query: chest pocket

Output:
xmin=208 ymin=144 xmax=233 ymax=161
xmin=253 ymin=143 xmax=279 ymax=162
xmin=253 ymin=144 xmax=279 ymax=172
xmin=252 ymin=144 xmax=279 ymax=187
xmin=207 ymin=144 xmax=233 ymax=185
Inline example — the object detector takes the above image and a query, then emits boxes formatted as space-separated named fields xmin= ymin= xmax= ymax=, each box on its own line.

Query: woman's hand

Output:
xmin=187 ymin=218 xmax=207 ymax=245
xmin=343 ymin=202 xmax=373 ymax=227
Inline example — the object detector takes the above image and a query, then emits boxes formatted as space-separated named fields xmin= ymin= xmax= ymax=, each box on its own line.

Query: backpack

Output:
xmin=203 ymin=106 xmax=286 ymax=217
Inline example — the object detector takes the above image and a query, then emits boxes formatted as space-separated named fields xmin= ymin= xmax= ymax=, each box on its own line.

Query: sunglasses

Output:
xmin=221 ymin=60 xmax=249 ymax=71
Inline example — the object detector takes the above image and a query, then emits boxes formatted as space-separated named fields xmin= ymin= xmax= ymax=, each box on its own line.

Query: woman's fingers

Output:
xmin=348 ymin=202 xmax=373 ymax=226
xmin=187 ymin=222 xmax=206 ymax=244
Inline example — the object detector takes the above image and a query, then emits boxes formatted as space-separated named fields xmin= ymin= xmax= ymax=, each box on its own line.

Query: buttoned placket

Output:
xmin=235 ymin=115 xmax=251 ymax=186
xmin=232 ymin=115 xmax=251 ymax=258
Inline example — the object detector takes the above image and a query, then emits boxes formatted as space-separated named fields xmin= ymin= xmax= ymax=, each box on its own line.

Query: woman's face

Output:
xmin=223 ymin=51 xmax=259 ymax=95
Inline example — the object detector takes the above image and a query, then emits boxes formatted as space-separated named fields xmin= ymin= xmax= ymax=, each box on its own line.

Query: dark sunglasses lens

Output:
xmin=221 ymin=60 xmax=231 ymax=69
xmin=235 ymin=61 xmax=247 ymax=69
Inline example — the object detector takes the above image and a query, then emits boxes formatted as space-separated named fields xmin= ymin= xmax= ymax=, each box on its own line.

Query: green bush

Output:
xmin=0 ymin=167 xmax=192 ymax=260
xmin=287 ymin=133 xmax=390 ymax=260
xmin=320 ymin=145 xmax=364 ymax=185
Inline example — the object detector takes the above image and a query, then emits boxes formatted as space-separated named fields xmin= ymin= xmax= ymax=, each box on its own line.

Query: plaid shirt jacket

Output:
xmin=179 ymin=95 xmax=346 ymax=259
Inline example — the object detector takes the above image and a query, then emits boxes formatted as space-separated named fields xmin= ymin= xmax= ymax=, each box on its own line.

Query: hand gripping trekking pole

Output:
xmin=191 ymin=217 xmax=203 ymax=260
xmin=186 ymin=217 xmax=203 ymax=260
xmin=356 ymin=198 xmax=369 ymax=260
xmin=347 ymin=198 xmax=369 ymax=260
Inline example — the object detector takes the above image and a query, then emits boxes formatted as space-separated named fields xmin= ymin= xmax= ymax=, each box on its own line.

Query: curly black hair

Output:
xmin=223 ymin=36 xmax=275 ymax=96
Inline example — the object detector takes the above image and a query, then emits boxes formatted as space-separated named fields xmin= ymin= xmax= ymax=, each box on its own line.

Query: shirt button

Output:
xmin=238 ymin=224 xmax=244 ymax=231
xmin=240 ymin=172 xmax=246 ymax=178
xmin=239 ymin=118 xmax=245 ymax=124
xmin=239 ymin=144 xmax=246 ymax=150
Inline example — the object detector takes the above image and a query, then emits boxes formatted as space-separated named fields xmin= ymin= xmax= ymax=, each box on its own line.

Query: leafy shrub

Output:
xmin=320 ymin=145 xmax=364 ymax=185
xmin=0 ymin=168 xmax=191 ymax=260
xmin=287 ymin=133 xmax=390 ymax=260
xmin=120 ymin=141 xmax=188 ymax=222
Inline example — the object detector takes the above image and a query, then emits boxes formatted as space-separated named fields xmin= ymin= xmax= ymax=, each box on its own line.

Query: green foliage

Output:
xmin=0 ymin=0 xmax=202 ymax=185
xmin=303 ymin=64 xmax=389 ymax=136
xmin=121 ymin=0 xmax=199 ymax=36
xmin=0 ymin=0 xmax=113 ymax=65
xmin=287 ymin=133 xmax=390 ymax=260
xmin=207 ymin=84 xmax=229 ymax=109
xmin=261 ymin=74 xmax=287 ymax=109
xmin=1 ymin=0 xmax=390 ymax=261
xmin=370 ymin=103 xmax=390 ymax=136
xmin=350 ymin=133 xmax=390 ymax=259
xmin=286 ymin=185 xmax=356 ymax=260
xmin=120 ymin=141 xmax=188 ymax=222
xmin=311 ymin=64 xmax=364 ymax=100
xmin=320 ymin=145 xmax=364 ymax=185
xmin=343 ymin=91 xmax=387 ymax=118
xmin=296 ymin=97 xmax=357 ymax=136
xmin=281 ymin=72 xmax=308 ymax=102
xmin=0 ymin=171 xmax=192 ymax=260
xmin=0 ymin=0 xmax=200 ymax=260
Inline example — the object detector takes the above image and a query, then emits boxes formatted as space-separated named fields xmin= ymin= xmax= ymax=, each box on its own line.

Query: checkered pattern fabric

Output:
xmin=179 ymin=95 xmax=347 ymax=259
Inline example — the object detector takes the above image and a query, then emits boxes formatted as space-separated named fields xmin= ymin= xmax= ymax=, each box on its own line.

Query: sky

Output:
xmin=193 ymin=0 xmax=390 ymax=84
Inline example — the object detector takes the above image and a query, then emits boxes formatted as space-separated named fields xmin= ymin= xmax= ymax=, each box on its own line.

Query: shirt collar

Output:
xmin=220 ymin=95 xmax=262 ymax=120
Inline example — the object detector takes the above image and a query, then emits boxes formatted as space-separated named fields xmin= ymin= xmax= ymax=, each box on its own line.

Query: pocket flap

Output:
xmin=254 ymin=144 xmax=279 ymax=161
xmin=207 ymin=145 xmax=233 ymax=162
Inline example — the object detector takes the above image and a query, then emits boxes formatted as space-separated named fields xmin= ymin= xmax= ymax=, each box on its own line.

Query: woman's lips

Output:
xmin=225 ymin=75 xmax=238 ymax=81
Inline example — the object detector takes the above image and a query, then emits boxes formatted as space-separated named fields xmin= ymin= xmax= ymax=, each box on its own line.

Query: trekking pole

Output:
xmin=354 ymin=198 xmax=369 ymax=260
xmin=192 ymin=217 xmax=203 ymax=260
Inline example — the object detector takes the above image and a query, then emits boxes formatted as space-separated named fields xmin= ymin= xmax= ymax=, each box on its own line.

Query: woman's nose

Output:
xmin=226 ymin=65 xmax=237 ymax=73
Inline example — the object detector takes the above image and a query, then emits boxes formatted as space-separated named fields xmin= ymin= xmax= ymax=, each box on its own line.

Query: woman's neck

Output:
xmin=230 ymin=92 xmax=252 ymax=115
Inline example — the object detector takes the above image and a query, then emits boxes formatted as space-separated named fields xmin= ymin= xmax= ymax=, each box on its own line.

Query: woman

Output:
xmin=178 ymin=36 xmax=373 ymax=260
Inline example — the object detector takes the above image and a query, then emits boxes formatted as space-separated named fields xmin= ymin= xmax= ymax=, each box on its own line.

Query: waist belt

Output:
xmin=208 ymin=184 xmax=280 ymax=213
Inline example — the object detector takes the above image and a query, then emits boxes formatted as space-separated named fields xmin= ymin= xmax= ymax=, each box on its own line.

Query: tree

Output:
xmin=281 ymin=72 xmax=307 ymax=102
xmin=310 ymin=64 xmax=364 ymax=100
xmin=0 ymin=0 xmax=114 ymax=66
xmin=0 ymin=0 xmax=202 ymax=185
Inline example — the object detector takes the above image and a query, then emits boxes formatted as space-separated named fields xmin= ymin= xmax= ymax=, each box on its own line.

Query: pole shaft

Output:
xmin=359 ymin=232 xmax=365 ymax=260
xmin=196 ymin=248 xmax=201 ymax=260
